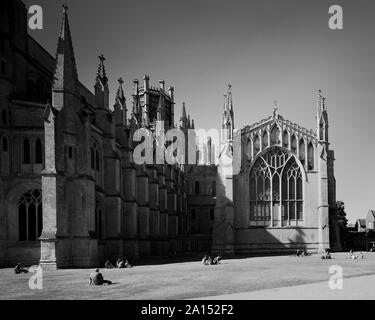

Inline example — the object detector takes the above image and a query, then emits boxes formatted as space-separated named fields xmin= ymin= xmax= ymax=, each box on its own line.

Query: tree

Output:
xmin=336 ymin=200 xmax=348 ymax=229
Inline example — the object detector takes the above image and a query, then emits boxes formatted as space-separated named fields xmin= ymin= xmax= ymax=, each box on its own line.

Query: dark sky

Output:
xmin=25 ymin=0 xmax=375 ymax=222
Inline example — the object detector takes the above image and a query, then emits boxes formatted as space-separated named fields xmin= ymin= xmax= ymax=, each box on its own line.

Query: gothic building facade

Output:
xmin=0 ymin=1 xmax=339 ymax=269
xmin=213 ymin=86 xmax=339 ymax=254
xmin=0 ymin=2 xmax=207 ymax=269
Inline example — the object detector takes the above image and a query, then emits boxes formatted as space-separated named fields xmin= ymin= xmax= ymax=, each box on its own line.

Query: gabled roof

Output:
xmin=356 ymin=219 xmax=366 ymax=228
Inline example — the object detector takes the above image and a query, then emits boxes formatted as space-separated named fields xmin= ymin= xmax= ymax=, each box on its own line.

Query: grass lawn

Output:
xmin=1 ymin=252 xmax=375 ymax=300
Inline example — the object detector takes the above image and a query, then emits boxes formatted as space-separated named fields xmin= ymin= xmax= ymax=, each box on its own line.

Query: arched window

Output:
xmin=319 ymin=122 xmax=324 ymax=140
xmin=210 ymin=209 xmax=215 ymax=220
xmin=23 ymin=139 xmax=31 ymax=164
xmin=2 ymin=109 xmax=7 ymax=125
xmin=91 ymin=142 xmax=100 ymax=171
xmin=253 ymin=135 xmax=260 ymax=156
xmin=262 ymin=131 xmax=268 ymax=149
xmin=91 ymin=146 xmax=95 ymax=169
xmin=191 ymin=209 xmax=196 ymax=220
xmin=35 ymin=139 xmax=43 ymax=164
xmin=95 ymin=149 xmax=100 ymax=171
xmin=211 ymin=181 xmax=216 ymax=196
xmin=270 ymin=125 xmax=280 ymax=146
xmin=18 ymin=189 xmax=42 ymax=241
xmin=1 ymin=60 xmax=6 ymax=75
xmin=195 ymin=181 xmax=200 ymax=194
xmin=2 ymin=136 xmax=8 ymax=152
xmin=299 ymin=139 xmax=305 ymax=165
xmin=282 ymin=130 xmax=289 ymax=148
xmin=307 ymin=142 xmax=314 ymax=170
xmin=291 ymin=134 xmax=297 ymax=153
xmin=95 ymin=207 xmax=103 ymax=240
xmin=249 ymin=148 xmax=303 ymax=227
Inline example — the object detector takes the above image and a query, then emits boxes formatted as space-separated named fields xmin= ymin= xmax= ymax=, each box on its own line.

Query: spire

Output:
xmin=221 ymin=84 xmax=234 ymax=141
xmin=182 ymin=102 xmax=187 ymax=119
xmin=115 ymin=77 xmax=126 ymax=106
xmin=180 ymin=102 xmax=187 ymax=128
xmin=273 ymin=100 xmax=279 ymax=118
xmin=317 ymin=89 xmax=325 ymax=112
xmin=95 ymin=54 xmax=108 ymax=86
xmin=52 ymin=4 xmax=78 ymax=95
xmin=226 ymin=84 xmax=233 ymax=111
xmin=316 ymin=89 xmax=329 ymax=142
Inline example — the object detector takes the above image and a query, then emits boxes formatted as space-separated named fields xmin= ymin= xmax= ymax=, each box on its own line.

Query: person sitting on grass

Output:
xmin=347 ymin=250 xmax=358 ymax=259
xmin=212 ymin=255 xmax=222 ymax=265
xmin=89 ymin=269 xmax=112 ymax=285
xmin=202 ymin=255 xmax=209 ymax=265
xmin=124 ymin=259 xmax=133 ymax=268
xmin=321 ymin=249 xmax=331 ymax=259
xmin=105 ymin=260 xmax=114 ymax=269
xmin=14 ymin=263 xmax=28 ymax=274
xmin=116 ymin=258 xmax=125 ymax=268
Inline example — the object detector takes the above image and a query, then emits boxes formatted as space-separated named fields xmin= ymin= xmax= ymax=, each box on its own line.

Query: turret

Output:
xmin=179 ymin=102 xmax=187 ymax=128
xmin=94 ymin=54 xmax=109 ymax=109
xmin=142 ymin=75 xmax=150 ymax=127
xmin=114 ymin=77 xmax=127 ymax=126
xmin=221 ymin=84 xmax=234 ymax=142
xmin=317 ymin=89 xmax=329 ymax=143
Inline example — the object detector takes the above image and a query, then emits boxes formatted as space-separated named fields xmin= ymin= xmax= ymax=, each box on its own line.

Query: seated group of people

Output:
xmin=89 ymin=269 xmax=112 ymax=286
xmin=14 ymin=263 xmax=29 ymax=274
xmin=321 ymin=249 xmax=332 ymax=259
xmin=202 ymin=255 xmax=222 ymax=265
xmin=104 ymin=258 xmax=132 ymax=269
xmin=347 ymin=250 xmax=364 ymax=260
xmin=296 ymin=249 xmax=308 ymax=257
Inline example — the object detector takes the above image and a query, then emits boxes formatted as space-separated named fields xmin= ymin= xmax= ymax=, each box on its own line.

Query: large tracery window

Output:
xmin=18 ymin=189 xmax=43 ymax=241
xmin=249 ymin=148 xmax=303 ymax=227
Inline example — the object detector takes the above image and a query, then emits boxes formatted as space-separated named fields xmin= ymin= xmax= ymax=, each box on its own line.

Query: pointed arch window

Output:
xmin=270 ymin=125 xmax=280 ymax=146
xmin=95 ymin=207 xmax=103 ymax=240
xmin=282 ymin=130 xmax=289 ymax=148
xmin=91 ymin=146 xmax=95 ymax=169
xmin=195 ymin=181 xmax=200 ymax=194
xmin=262 ymin=131 xmax=268 ymax=149
xmin=291 ymin=135 xmax=297 ymax=153
xmin=23 ymin=139 xmax=31 ymax=164
xmin=249 ymin=148 xmax=303 ymax=227
xmin=299 ymin=139 xmax=305 ymax=165
xmin=307 ymin=142 xmax=314 ymax=170
xmin=95 ymin=149 xmax=100 ymax=171
xmin=2 ymin=109 xmax=7 ymax=125
xmin=2 ymin=136 xmax=8 ymax=152
xmin=35 ymin=139 xmax=43 ymax=164
xmin=91 ymin=142 xmax=100 ymax=171
xmin=1 ymin=60 xmax=6 ymax=75
xmin=211 ymin=181 xmax=216 ymax=196
xmin=319 ymin=122 xmax=324 ymax=140
xmin=253 ymin=135 xmax=260 ymax=156
xmin=18 ymin=189 xmax=43 ymax=241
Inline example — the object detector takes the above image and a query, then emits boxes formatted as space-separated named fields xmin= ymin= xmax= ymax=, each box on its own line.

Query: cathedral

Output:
xmin=213 ymin=89 xmax=339 ymax=254
xmin=0 ymin=1 xmax=338 ymax=269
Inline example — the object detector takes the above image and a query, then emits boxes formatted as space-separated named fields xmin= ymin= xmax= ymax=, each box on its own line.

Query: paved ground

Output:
xmin=1 ymin=252 xmax=374 ymax=300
